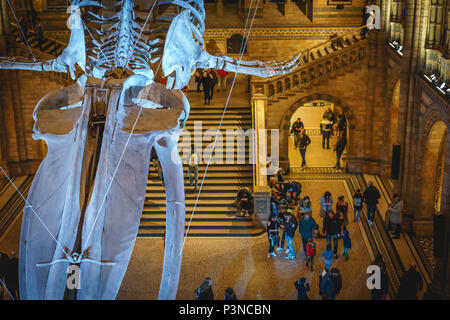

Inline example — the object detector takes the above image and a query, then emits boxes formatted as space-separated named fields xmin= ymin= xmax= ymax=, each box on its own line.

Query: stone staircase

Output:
xmin=250 ymin=26 xmax=369 ymax=106
xmin=138 ymin=88 xmax=265 ymax=237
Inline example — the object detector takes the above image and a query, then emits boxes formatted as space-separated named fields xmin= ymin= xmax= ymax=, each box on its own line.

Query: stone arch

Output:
xmin=279 ymin=93 xmax=356 ymax=171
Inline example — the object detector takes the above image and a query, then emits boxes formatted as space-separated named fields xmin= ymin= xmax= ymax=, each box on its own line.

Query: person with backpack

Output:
xmin=305 ymin=238 xmax=316 ymax=271
xmin=294 ymin=277 xmax=310 ymax=300
xmin=353 ymin=189 xmax=363 ymax=223
xmin=290 ymin=117 xmax=304 ymax=149
xmin=342 ymin=229 xmax=351 ymax=261
xmin=363 ymin=181 xmax=381 ymax=227
xmin=195 ymin=277 xmax=214 ymax=300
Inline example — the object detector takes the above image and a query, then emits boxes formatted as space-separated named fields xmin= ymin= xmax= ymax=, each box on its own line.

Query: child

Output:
xmin=342 ymin=229 xmax=351 ymax=261
xmin=306 ymin=238 xmax=316 ymax=271
xmin=321 ymin=243 xmax=334 ymax=270
xmin=353 ymin=189 xmax=363 ymax=223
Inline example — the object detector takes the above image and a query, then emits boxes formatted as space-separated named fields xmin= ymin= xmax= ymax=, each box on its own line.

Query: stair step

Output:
xmin=137 ymin=228 xmax=264 ymax=237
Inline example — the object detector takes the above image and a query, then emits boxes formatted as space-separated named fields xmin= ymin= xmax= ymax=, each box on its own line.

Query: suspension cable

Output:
xmin=182 ymin=0 xmax=261 ymax=247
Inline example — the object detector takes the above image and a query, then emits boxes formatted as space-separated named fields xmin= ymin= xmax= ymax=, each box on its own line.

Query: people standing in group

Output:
xmin=267 ymin=212 xmax=281 ymax=258
xmin=298 ymin=210 xmax=318 ymax=256
xmin=195 ymin=277 xmax=214 ymax=300
xmin=321 ymin=243 xmax=334 ymax=271
xmin=363 ymin=180 xmax=381 ymax=227
xmin=396 ymin=262 xmax=423 ymax=300
xmin=295 ymin=277 xmax=310 ymax=300
xmin=353 ymin=189 xmax=363 ymax=223
xmin=290 ymin=117 xmax=304 ymax=149
xmin=285 ymin=181 xmax=302 ymax=203
xmin=194 ymin=68 xmax=203 ymax=92
xmin=334 ymin=135 xmax=347 ymax=169
xmin=388 ymin=193 xmax=403 ymax=239
xmin=342 ymin=229 xmax=351 ymax=261
xmin=217 ymin=69 xmax=228 ymax=91
xmin=319 ymin=191 xmax=333 ymax=233
xmin=298 ymin=129 xmax=311 ymax=170
xmin=320 ymin=116 xmax=333 ymax=149
xmin=305 ymin=238 xmax=316 ymax=271
xmin=283 ymin=211 xmax=298 ymax=262
xmin=187 ymin=145 xmax=199 ymax=192
xmin=323 ymin=210 xmax=342 ymax=259
xmin=336 ymin=195 xmax=349 ymax=227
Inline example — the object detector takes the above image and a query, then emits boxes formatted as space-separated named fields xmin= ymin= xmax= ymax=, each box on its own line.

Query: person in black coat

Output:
xmin=195 ymin=277 xmax=214 ymax=300
xmin=334 ymin=135 xmax=347 ymax=169
xmin=363 ymin=181 xmax=381 ymax=226
xmin=323 ymin=210 xmax=342 ymax=258
xmin=294 ymin=277 xmax=310 ymax=300
xmin=202 ymin=70 xmax=212 ymax=104
xmin=396 ymin=262 xmax=423 ymax=300
xmin=370 ymin=254 xmax=389 ymax=300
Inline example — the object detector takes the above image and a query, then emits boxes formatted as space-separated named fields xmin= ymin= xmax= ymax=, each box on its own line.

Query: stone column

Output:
xmin=252 ymin=97 xmax=271 ymax=228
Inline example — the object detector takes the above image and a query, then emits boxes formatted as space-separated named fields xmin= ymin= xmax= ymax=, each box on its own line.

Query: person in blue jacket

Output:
xmin=298 ymin=211 xmax=318 ymax=256
xmin=321 ymin=243 xmax=334 ymax=270
xmin=342 ymin=229 xmax=352 ymax=261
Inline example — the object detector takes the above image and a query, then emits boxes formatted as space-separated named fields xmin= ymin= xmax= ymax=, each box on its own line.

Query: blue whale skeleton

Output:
xmin=0 ymin=0 xmax=300 ymax=299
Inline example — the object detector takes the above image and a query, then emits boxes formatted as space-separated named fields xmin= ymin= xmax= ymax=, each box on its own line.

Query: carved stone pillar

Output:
xmin=426 ymin=0 xmax=445 ymax=49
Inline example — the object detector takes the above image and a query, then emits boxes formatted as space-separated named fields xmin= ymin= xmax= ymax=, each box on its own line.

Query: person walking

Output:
xmin=353 ymin=189 xmax=363 ymax=223
xmin=298 ymin=129 xmax=311 ymax=169
xmin=195 ymin=277 xmax=214 ymax=300
xmin=298 ymin=211 xmax=318 ymax=256
xmin=388 ymin=193 xmax=403 ymax=239
xmin=290 ymin=117 xmax=304 ymax=149
xmin=321 ymin=243 xmax=334 ymax=271
xmin=305 ymin=238 xmax=316 ymax=271
xmin=187 ymin=145 xmax=200 ymax=192
xmin=294 ymin=277 xmax=310 ymax=300
xmin=217 ymin=69 xmax=228 ymax=91
xmin=334 ymin=135 xmax=347 ymax=169
xmin=267 ymin=213 xmax=281 ymax=258
xmin=363 ymin=181 xmax=381 ymax=227
xmin=396 ymin=262 xmax=423 ymax=300
xmin=320 ymin=116 xmax=333 ymax=149
xmin=323 ymin=210 xmax=342 ymax=259
xmin=342 ymin=229 xmax=351 ymax=261
xmin=330 ymin=268 xmax=342 ymax=298
xmin=283 ymin=212 xmax=298 ymax=262
xmin=336 ymin=195 xmax=349 ymax=227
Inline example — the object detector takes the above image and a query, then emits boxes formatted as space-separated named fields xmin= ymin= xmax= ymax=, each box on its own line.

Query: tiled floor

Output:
xmin=117 ymin=178 xmax=372 ymax=300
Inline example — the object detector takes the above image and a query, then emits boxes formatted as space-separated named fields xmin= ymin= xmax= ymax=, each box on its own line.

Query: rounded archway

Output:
xmin=418 ymin=121 xmax=448 ymax=236
xmin=287 ymin=99 xmax=349 ymax=173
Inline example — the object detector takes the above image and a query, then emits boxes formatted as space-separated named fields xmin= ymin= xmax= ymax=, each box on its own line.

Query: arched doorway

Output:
xmin=419 ymin=121 xmax=448 ymax=236
xmin=288 ymin=99 xmax=348 ymax=173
